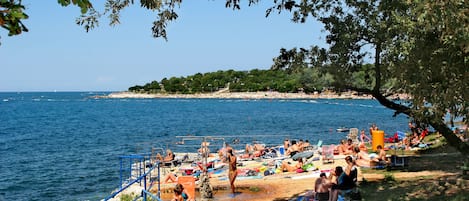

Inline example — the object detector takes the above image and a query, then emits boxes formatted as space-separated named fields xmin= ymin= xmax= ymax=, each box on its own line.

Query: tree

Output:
xmin=0 ymin=0 xmax=29 ymax=44
xmin=1 ymin=0 xmax=180 ymax=44
xmin=268 ymin=0 xmax=469 ymax=157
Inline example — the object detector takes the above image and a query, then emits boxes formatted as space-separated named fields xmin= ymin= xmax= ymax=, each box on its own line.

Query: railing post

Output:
xmin=157 ymin=161 xmax=161 ymax=198
xmin=143 ymin=174 xmax=147 ymax=201
xmin=119 ymin=157 xmax=123 ymax=188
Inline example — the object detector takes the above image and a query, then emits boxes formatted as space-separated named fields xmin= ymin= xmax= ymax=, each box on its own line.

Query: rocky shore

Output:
xmin=99 ymin=91 xmax=381 ymax=99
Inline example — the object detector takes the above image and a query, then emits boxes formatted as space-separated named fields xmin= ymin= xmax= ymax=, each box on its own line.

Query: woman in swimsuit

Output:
xmin=228 ymin=149 xmax=238 ymax=194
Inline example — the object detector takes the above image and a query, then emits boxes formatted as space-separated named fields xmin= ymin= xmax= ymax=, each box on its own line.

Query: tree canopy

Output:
xmin=2 ymin=0 xmax=468 ymax=158
xmin=129 ymin=68 xmax=340 ymax=94
xmin=267 ymin=0 xmax=469 ymax=156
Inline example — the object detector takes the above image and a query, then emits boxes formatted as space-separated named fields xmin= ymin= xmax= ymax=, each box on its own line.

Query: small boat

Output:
xmin=336 ymin=127 xmax=350 ymax=132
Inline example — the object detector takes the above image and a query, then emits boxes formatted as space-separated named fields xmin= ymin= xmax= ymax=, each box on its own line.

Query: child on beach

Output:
xmin=171 ymin=183 xmax=194 ymax=201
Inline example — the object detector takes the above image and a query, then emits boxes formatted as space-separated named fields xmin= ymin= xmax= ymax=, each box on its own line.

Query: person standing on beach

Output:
xmin=227 ymin=149 xmax=237 ymax=194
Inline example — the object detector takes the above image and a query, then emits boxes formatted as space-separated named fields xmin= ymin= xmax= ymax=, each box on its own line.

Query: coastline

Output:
xmin=99 ymin=91 xmax=384 ymax=100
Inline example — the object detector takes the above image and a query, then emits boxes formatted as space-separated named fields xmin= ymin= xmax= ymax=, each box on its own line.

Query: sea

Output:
xmin=0 ymin=92 xmax=410 ymax=201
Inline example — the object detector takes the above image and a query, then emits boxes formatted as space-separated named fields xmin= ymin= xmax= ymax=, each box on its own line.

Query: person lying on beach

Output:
xmin=163 ymin=172 xmax=178 ymax=183
xmin=281 ymin=158 xmax=303 ymax=172
xmin=352 ymin=147 xmax=379 ymax=167
xmin=357 ymin=142 xmax=368 ymax=152
xmin=243 ymin=143 xmax=265 ymax=158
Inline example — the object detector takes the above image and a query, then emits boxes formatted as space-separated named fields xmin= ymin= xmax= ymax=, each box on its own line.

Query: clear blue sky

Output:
xmin=0 ymin=1 xmax=326 ymax=92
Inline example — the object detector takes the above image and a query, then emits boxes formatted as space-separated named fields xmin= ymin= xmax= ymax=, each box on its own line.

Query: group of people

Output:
xmin=401 ymin=122 xmax=429 ymax=149
xmin=166 ymin=142 xmax=239 ymax=200
xmin=284 ymin=139 xmax=311 ymax=157
xmin=243 ymin=142 xmax=266 ymax=158
xmin=314 ymin=156 xmax=358 ymax=201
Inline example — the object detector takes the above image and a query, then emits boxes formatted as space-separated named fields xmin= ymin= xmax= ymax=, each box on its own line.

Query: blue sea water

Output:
xmin=0 ymin=92 xmax=409 ymax=201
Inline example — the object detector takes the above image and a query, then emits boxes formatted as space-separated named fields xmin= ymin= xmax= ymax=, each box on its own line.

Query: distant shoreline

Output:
xmin=97 ymin=91 xmax=389 ymax=99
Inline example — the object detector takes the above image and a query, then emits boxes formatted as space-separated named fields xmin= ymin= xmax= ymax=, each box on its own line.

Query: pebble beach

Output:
xmin=102 ymin=91 xmax=381 ymax=99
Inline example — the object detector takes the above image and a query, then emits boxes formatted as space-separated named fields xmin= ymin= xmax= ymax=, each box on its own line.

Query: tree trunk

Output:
xmin=429 ymin=118 xmax=469 ymax=160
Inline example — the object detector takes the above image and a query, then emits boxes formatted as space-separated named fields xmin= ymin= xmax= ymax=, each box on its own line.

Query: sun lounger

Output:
xmin=321 ymin=145 xmax=335 ymax=164
xmin=348 ymin=128 xmax=359 ymax=144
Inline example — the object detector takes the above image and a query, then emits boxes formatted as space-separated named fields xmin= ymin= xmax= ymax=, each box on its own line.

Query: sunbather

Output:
xmin=314 ymin=172 xmax=332 ymax=201
xmin=352 ymin=147 xmax=379 ymax=167
xmin=163 ymin=172 xmax=178 ymax=183
xmin=286 ymin=140 xmax=300 ymax=157
xmin=242 ymin=142 xmax=266 ymax=159
xmin=281 ymin=158 xmax=303 ymax=172
xmin=376 ymin=145 xmax=390 ymax=165
xmin=300 ymin=140 xmax=311 ymax=151
xmin=156 ymin=149 xmax=175 ymax=164
xmin=337 ymin=140 xmax=353 ymax=155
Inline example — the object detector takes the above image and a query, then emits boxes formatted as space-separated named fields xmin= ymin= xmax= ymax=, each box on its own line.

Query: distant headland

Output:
xmin=97 ymin=91 xmax=387 ymax=99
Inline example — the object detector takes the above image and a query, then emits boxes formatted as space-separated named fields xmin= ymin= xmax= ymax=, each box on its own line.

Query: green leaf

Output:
xmin=58 ymin=0 xmax=71 ymax=7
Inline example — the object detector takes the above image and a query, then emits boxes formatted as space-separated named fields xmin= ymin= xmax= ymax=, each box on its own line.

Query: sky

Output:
xmin=0 ymin=1 xmax=326 ymax=92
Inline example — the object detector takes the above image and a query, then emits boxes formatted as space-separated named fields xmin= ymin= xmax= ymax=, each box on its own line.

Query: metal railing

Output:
xmin=104 ymin=156 xmax=162 ymax=201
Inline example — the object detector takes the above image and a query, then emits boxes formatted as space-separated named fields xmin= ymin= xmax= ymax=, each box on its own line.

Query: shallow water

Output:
xmin=0 ymin=92 xmax=408 ymax=200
